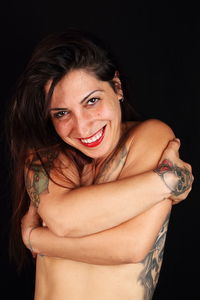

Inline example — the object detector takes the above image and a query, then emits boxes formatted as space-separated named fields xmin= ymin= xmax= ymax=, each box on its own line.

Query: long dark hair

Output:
xmin=7 ymin=28 xmax=140 ymax=270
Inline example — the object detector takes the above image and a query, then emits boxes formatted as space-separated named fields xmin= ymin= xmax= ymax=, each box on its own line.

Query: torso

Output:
xmin=34 ymin=121 xmax=169 ymax=300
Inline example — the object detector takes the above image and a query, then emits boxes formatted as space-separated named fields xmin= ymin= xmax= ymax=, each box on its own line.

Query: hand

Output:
xmin=21 ymin=201 xmax=42 ymax=257
xmin=154 ymin=138 xmax=194 ymax=204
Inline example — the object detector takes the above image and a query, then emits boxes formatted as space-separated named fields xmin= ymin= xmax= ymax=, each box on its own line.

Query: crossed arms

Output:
xmin=21 ymin=119 xmax=193 ymax=264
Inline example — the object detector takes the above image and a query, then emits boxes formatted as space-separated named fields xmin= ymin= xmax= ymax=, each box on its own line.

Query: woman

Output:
xmin=9 ymin=29 xmax=193 ymax=300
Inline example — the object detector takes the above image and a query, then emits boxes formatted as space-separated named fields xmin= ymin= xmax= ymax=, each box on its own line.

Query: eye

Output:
xmin=87 ymin=97 xmax=100 ymax=105
xmin=53 ymin=111 xmax=69 ymax=119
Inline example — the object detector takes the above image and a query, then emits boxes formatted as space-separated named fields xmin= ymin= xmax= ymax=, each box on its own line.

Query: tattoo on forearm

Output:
xmin=25 ymin=151 xmax=56 ymax=208
xmin=138 ymin=215 xmax=170 ymax=300
xmin=154 ymin=159 xmax=193 ymax=196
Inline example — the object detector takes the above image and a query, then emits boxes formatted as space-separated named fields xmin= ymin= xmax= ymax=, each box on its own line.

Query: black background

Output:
xmin=0 ymin=1 xmax=199 ymax=299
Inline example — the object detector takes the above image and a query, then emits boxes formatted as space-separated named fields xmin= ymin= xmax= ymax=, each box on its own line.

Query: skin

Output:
xmin=23 ymin=70 xmax=192 ymax=238
xmin=21 ymin=69 xmax=193 ymax=300
xmin=48 ymin=69 xmax=122 ymax=162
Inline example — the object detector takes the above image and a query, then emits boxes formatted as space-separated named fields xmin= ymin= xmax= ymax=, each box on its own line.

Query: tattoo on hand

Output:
xmin=154 ymin=159 xmax=193 ymax=196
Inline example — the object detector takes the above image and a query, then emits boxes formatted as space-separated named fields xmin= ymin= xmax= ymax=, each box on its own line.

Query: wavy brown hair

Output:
xmin=7 ymin=28 xmax=140 ymax=270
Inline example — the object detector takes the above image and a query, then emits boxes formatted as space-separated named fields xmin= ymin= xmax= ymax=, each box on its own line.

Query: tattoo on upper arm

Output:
xmin=154 ymin=159 xmax=193 ymax=196
xmin=25 ymin=152 xmax=56 ymax=208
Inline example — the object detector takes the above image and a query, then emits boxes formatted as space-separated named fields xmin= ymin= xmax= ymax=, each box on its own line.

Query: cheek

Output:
xmin=99 ymin=100 xmax=120 ymax=119
xmin=53 ymin=121 xmax=71 ymax=138
xmin=97 ymin=109 xmax=112 ymax=120
xmin=107 ymin=102 xmax=121 ymax=121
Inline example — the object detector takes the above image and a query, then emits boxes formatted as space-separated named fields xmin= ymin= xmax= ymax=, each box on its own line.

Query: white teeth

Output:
xmin=81 ymin=129 xmax=103 ymax=144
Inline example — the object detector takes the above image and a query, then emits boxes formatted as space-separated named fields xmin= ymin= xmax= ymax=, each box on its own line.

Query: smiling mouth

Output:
xmin=79 ymin=126 xmax=106 ymax=148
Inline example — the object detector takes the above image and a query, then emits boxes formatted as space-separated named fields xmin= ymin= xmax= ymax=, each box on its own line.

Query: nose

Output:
xmin=71 ymin=111 xmax=94 ymax=138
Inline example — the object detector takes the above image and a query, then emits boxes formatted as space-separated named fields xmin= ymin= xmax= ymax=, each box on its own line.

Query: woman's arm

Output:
xmin=24 ymin=200 xmax=172 ymax=265
xmin=25 ymin=119 xmax=193 ymax=237
xmin=37 ymin=169 xmax=172 ymax=237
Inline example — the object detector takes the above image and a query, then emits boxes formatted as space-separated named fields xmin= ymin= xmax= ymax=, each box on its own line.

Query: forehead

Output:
xmin=47 ymin=69 xmax=110 ymax=106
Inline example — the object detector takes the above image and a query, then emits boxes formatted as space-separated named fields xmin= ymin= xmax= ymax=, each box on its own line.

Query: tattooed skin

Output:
xmin=138 ymin=215 xmax=170 ymax=300
xmin=24 ymin=151 xmax=57 ymax=208
xmin=80 ymin=144 xmax=128 ymax=187
xmin=94 ymin=145 xmax=128 ymax=184
xmin=154 ymin=159 xmax=193 ymax=196
xmin=25 ymin=145 xmax=128 ymax=208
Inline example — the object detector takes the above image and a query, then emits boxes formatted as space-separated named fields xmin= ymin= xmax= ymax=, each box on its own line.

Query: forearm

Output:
xmin=32 ymin=200 xmax=172 ymax=265
xmin=38 ymin=171 xmax=171 ymax=237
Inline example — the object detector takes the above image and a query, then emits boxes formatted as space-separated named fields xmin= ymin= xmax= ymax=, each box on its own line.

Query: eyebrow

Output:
xmin=49 ymin=89 xmax=103 ymax=111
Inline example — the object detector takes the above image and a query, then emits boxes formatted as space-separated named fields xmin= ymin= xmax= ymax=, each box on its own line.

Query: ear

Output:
xmin=113 ymin=71 xmax=123 ymax=98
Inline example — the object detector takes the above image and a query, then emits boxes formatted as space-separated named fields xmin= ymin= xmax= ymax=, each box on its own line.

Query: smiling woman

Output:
xmin=7 ymin=28 xmax=193 ymax=300
xmin=48 ymin=69 xmax=122 ymax=159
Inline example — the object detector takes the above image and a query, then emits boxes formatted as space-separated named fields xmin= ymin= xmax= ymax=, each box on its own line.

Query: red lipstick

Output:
xmin=79 ymin=126 xmax=106 ymax=148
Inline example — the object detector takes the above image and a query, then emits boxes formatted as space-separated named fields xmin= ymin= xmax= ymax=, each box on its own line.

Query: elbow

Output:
xmin=119 ymin=251 xmax=148 ymax=264
xmin=42 ymin=218 xmax=70 ymax=237
xmin=118 ymin=239 xmax=152 ymax=264
xmin=53 ymin=221 xmax=94 ymax=238
xmin=112 ymin=253 xmax=146 ymax=265
xmin=50 ymin=225 xmax=70 ymax=237
xmin=128 ymin=250 xmax=149 ymax=264
xmin=48 ymin=219 xmax=84 ymax=238
xmin=39 ymin=202 xmax=76 ymax=237
xmin=40 ymin=214 xmax=71 ymax=237
xmin=40 ymin=203 xmax=112 ymax=238
xmin=43 ymin=221 xmax=84 ymax=238
xmin=54 ymin=224 xmax=83 ymax=238
xmin=39 ymin=199 xmax=90 ymax=237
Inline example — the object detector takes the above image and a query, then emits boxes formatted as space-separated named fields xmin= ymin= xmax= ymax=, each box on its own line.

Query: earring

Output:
xmin=119 ymin=98 xmax=124 ymax=102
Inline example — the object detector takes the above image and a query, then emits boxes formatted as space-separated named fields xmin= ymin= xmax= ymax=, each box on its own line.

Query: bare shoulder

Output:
xmin=25 ymin=150 xmax=79 ymax=182
xmin=120 ymin=119 xmax=175 ymax=176
xmin=128 ymin=118 xmax=174 ymax=139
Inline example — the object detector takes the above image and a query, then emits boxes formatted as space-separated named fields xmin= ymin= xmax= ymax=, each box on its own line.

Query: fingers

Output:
xmin=167 ymin=138 xmax=181 ymax=155
xmin=158 ymin=137 xmax=194 ymax=205
xmin=166 ymin=138 xmax=193 ymax=175
xmin=185 ymin=162 xmax=192 ymax=173
xmin=173 ymin=138 xmax=181 ymax=144
xmin=159 ymin=138 xmax=180 ymax=165
xmin=170 ymin=185 xmax=192 ymax=205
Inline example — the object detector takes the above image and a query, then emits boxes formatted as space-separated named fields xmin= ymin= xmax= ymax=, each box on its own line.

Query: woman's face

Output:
xmin=48 ymin=69 xmax=122 ymax=160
